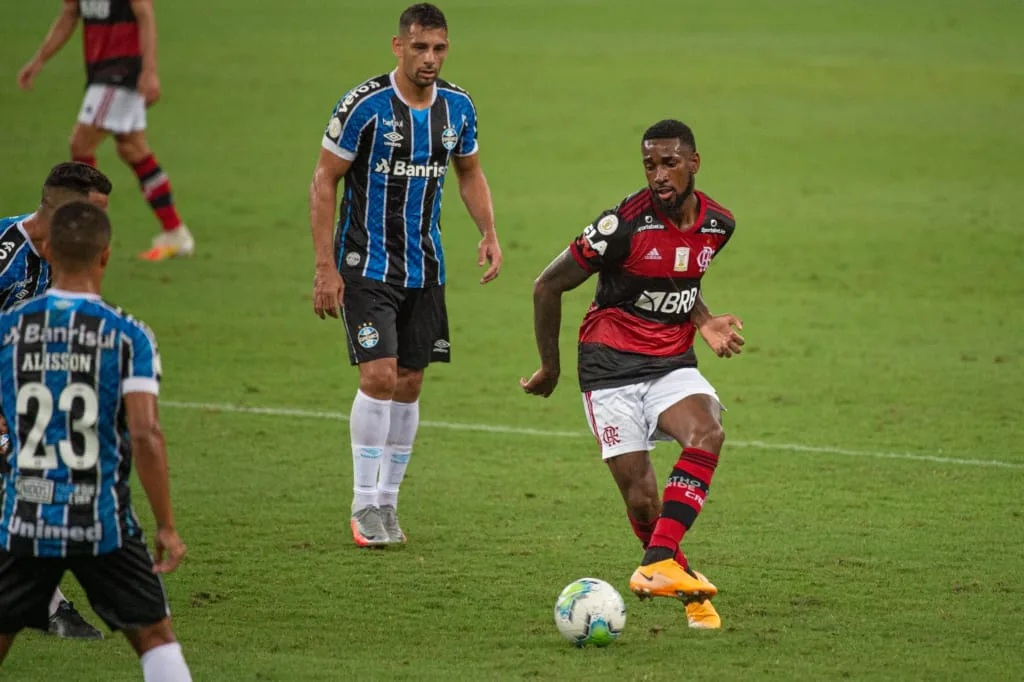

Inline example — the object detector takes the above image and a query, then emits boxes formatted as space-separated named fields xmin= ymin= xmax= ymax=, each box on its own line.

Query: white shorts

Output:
xmin=582 ymin=367 xmax=719 ymax=460
xmin=77 ymin=84 xmax=146 ymax=133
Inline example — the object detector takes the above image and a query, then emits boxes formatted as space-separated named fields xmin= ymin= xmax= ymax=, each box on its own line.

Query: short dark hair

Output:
xmin=399 ymin=3 xmax=447 ymax=34
xmin=642 ymin=119 xmax=697 ymax=152
xmin=42 ymin=162 xmax=113 ymax=200
xmin=48 ymin=201 xmax=112 ymax=271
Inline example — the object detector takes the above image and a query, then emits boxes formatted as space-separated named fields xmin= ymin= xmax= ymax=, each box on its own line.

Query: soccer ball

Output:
xmin=553 ymin=578 xmax=626 ymax=647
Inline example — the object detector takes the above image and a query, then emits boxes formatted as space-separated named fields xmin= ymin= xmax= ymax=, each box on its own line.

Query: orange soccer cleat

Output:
xmin=684 ymin=570 xmax=722 ymax=629
xmin=629 ymin=558 xmax=718 ymax=602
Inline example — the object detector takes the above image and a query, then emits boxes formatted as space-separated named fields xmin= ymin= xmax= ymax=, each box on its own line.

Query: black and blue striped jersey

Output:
xmin=0 ymin=214 xmax=51 ymax=310
xmin=0 ymin=290 xmax=161 ymax=558
xmin=321 ymin=71 xmax=479 ymax=288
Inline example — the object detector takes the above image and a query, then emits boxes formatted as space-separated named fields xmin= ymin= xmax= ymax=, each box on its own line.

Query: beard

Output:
xmin=654 ymin=173 xmax=695 ymax=215
xmin=410 ymin=66 xmax=439 ymax=88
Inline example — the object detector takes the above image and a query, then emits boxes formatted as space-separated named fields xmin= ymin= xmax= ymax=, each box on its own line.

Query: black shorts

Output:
xmin=0 ymin=535 xmax=169 ymax=634
xmin=341 ymin=275 xmax=450 ymax=370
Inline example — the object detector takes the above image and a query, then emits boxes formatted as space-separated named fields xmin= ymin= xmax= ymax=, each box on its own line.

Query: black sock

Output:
xmin=641 ymin=546 xmax=675 ymax=566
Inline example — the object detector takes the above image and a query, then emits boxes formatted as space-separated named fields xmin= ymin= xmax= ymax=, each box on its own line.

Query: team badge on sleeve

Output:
xmin=328 ymin=117 xmax=342 ymax=139
xmin=597 ymin=215 xmax=619 ymax=236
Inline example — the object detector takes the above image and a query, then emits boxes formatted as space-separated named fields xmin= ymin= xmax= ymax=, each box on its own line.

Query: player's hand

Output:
xmin=138 ymin=70 xmax=161 ymax=106
xmin=313 ymin=265 xmax=344 ymax=319
xmin=152 ymin=527 xmax=186 ymax=574
xmin=17 ymin=60 xmax=43 ymax=91
xmin=478 ymin=232 xmax=502 ymax=284
xmin=698 ymin=314 xmax=745 ymax=358
xmin=520 ymin=366 xmax=559 ymax=397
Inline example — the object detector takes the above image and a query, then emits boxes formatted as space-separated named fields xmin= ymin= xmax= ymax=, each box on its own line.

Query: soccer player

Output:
xmin=0 ymin=162 xmax=112 ymax=640
xmin=1 ymin=162 xmax=113 ymax=309
xmin=0 ymin=202 xmax=192 ymax=681
xmin=17 ymin=0 xmax=195 ymax=261
xmin=522 ymin=120 xmax=745 ymax=629
xmin=309 ymin=3 xmax=502 ymax=547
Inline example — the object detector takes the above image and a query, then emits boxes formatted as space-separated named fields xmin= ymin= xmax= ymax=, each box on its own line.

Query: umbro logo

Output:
xmin=383 ymin=131 xmax=403 ymax=146
xmin=644 ymin=248 xmax=662 ymax=261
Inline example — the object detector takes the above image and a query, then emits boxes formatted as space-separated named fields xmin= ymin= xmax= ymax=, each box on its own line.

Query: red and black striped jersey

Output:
xmin=568 ymin=189 xmax=735 ymax=391
xmin=69 ymin=0 xmax=142 ymax=87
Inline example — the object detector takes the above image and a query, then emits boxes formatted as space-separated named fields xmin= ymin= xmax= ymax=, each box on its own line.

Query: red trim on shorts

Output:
xmin=583 ymin=391 xmax=601 ymax=448
xmin=94 ymin=87 xmax=116 ymax=128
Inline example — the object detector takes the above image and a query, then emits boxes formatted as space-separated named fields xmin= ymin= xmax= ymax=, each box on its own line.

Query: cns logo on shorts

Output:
xmin=357 ymin=324 xmax=379 ymax=349
xmin=345 ymin=251 xmax=361 ymax=267
xmin=441 ymin=127 xmax=458 ymax=151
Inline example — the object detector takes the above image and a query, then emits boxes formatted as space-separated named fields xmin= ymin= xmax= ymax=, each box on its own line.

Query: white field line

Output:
xmin=163 ymin=400 xmax=1024 ymax=471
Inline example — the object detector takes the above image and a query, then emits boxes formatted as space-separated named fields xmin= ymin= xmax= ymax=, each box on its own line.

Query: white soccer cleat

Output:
xmin=139 ymin=224 xmax=195 ymax=261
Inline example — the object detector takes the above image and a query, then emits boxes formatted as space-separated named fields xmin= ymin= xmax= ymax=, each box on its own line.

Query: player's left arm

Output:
xmin=452 ymin=153 xmax=502 ymax=284
xmin=693 ymin=212 xmax=744 ymax=358
xmin=122 ymin=323 xmax=186 ymax=573
xmin=130 ymin=0 xmax=161 ymax=106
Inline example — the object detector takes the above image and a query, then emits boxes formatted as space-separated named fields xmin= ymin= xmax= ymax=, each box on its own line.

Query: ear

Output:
xmin=392 ymin=35 xmax=402 ymax=58
xmin=691 ymin=151 xmax=701 ymax=175
xmin=100 ymin=245 xmax=111 ymax=269
xmin=88 ymin=191 xmax=109 ymax=212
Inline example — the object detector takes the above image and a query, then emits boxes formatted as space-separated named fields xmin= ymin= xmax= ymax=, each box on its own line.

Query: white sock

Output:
xmin=49 ymin=587 xmax=66 ymax=617
xmin=378 ymin=399 xmax=419 ymax=509
xmin=140 ymin=642 xmax=192 ymax=682
xmin=350 ymin=389 xmax=391 ymax=514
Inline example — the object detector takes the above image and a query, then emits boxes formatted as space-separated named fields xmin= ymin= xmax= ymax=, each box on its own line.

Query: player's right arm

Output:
xmin=309 ymin=149 xmax=351 ymax=319
xmin=123 ymin=324 xmax=185 ymax=573
xmin=17 ymin=1 xmax=80 ymax=91
xmin=311 ymin=89 xmax=377 ymax=319
xmin=520 ymin=249 xmax=592 ymax=397
xmin=522 ymin=211 xmax=632 ymax=397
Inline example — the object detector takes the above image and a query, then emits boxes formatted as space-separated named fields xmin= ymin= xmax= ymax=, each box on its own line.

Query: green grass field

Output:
xmin=2 ymin=0 xmax=1023 ymax=679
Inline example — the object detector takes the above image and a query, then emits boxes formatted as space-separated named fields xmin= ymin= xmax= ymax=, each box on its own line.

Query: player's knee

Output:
xmin=395 ymin=368 xmax=423 ymax=401
xmin=359 ymin=363 xmax=398 ymax=399
xmin=125 ymin=618 xmax=177 ymax=657
xmin=689 ymin=419 xmax=725 ymax=453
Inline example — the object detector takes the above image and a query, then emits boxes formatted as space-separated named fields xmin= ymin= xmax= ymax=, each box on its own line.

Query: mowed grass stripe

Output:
xmin=163 ymin=400 xmax=1024 ymax=470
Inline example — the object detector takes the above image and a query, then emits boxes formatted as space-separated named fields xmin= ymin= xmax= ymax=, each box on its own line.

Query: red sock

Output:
xmin=628 ymin=512 xmax=689 ymax=569
xmin=72 ymin=155 xmax=97 ymax=168
xmin=648 ymin=448 xmax=719 ymax=553
xmin=131 ymin=155 xmax=182 ymax=232
xmin=628 ymin=513 xmax=655 ymax=546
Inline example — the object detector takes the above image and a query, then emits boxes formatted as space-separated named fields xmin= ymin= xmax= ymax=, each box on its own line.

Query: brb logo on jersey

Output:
xmin=373 ymin=159 xmax=447 ymax=179
xmin=80 ymin=0 xmax=111 ymax=19
xmin=634 ymin=286 xmax=700 ymax=316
